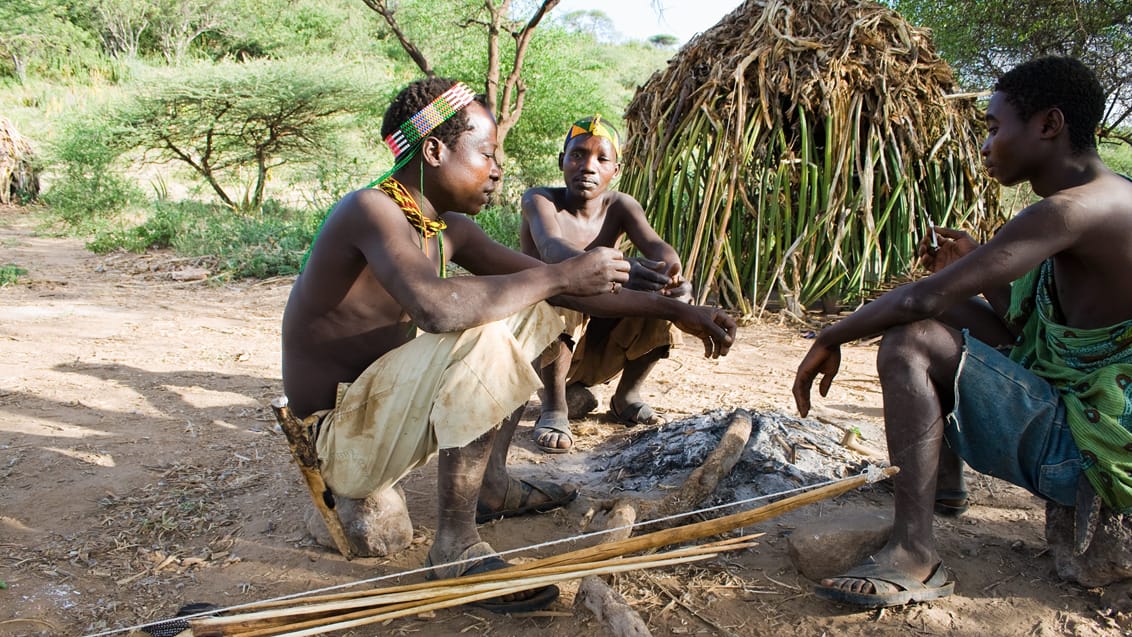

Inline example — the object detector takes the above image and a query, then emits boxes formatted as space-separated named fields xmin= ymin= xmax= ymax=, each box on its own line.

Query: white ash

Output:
xmin=589 ymin=408 xmax=879 ymax=505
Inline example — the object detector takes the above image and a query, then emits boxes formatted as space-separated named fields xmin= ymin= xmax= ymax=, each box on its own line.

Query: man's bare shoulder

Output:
xmin=521 ymin=186 xmax=567 ymax=213
xmin=606 ymin=191 xmax=646 ymax=215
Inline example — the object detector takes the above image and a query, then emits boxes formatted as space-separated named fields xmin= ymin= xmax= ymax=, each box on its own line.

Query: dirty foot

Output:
xmin=609 ymin=396 xmax=665 ymax=427
xmin=476 ymin=477 xmax=577 ymax=524
xmin=532 ymin=410 xmax=573 ymax=453
xmin=816 ymin=556 xmax=953 ymax=608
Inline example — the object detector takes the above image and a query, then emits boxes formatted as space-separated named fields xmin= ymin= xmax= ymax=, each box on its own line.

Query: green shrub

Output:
xmin=42 ymin=110 xmax=140 ymax=230
xmin=88 ymin=198 xmax=316 ymax=278
xmin=474 ymin=205 xmax=522 ymax=250
xmin=1101 ymin=138 xmax=1132 ymax=177
xmin=0 ymin=263 xmax=27 ymax=286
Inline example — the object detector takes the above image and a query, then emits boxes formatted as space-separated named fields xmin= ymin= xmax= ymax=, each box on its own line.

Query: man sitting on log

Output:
xmin=792 ymin=56 xmax=1132 ymax=608
xmin=520 ymin=115 xmax=693 ymax=453
xmin=282 ymin=78 xmax=736 ymax=612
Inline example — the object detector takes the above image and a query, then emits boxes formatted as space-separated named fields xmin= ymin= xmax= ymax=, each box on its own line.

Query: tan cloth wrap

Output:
xmin=316 ymin=302 xmax=562 ymax=499
xmin=563 ymin=311 xmax=681 ymax=388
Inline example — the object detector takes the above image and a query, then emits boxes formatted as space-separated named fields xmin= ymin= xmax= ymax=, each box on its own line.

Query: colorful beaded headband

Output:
xmin=564 ymin=113 xmax=621 ymax=158
xmin=384 ymin=82 xmax=476 ymax=159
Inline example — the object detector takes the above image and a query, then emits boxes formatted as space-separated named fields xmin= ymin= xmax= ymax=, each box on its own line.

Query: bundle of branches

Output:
xmin=0 ymin=115 xmax=39 ymax=205
xmin=621 ymin=0 xmax=1004 ymax=315
xmin=137 ymin=469 xmax=895 ymax=636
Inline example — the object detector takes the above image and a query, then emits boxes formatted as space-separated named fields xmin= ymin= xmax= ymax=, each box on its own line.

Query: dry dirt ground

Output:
xmin=1 ymin=204 xmax=1129 ymax=637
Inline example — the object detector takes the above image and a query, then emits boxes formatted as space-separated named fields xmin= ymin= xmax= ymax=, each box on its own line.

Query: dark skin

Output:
xmin=283 ymin=102 xmax=736 ymax=571
xmin=793 ymin=90 xmax=1132 ymax=595
xmin=521 ymin=133 xmax=695 ymax=448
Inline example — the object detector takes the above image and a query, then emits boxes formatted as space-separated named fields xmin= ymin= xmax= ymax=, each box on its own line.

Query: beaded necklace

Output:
xmin=378 ymin=176 xmax=446 ymax=279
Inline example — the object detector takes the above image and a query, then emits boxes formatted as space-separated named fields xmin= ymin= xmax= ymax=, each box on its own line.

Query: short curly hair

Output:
xmin=381 ymin=77 xmax=488 ymax=160
xmin=995 ymin=57 xmax=1104 ymax=153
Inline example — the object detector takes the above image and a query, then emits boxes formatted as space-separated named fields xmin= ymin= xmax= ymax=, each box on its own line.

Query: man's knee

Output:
xmin=877 ymin=321 xmax=939 ymax=368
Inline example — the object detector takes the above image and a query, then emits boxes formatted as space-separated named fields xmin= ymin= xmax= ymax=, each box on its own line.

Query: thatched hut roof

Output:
xmin=621 ymin=0 xmax=1001 ymax=314
xmin=0 ymin=116 xmax=39 ymax=205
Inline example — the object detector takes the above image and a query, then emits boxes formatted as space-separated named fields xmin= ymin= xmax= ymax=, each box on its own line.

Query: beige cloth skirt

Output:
xmin=316 ymin=302 xmax=562 ymax=499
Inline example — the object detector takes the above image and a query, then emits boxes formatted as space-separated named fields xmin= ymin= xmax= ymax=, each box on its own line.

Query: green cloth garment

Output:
xmin=1007 ymin=259 xmax=1132 ymax=512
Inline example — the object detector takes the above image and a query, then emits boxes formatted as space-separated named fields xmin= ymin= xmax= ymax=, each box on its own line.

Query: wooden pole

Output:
xmin=270 ymin=397 xmax=353 ymax=560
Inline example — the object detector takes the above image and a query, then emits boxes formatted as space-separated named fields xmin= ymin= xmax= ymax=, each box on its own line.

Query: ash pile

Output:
xmin=590 ymin=408 xmax=879 ymax=505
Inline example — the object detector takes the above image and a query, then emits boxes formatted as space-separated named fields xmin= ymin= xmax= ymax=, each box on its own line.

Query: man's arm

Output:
xmin=520 ymin=187 xmax=586 ymax=263
xmin=613 ymin=193 xmax=680 ymax=269
xmin=345 ymin=189 xmax=628 ymax=334
xmin=793 ymin=199 xmax=1081 ymax=415
xmin=451 ymin=211 xmax=736 ymax=358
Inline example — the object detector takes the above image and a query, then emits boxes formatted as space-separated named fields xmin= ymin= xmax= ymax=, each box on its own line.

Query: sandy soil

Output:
xmin=1 ymin=203 xmax=1128 ymax=637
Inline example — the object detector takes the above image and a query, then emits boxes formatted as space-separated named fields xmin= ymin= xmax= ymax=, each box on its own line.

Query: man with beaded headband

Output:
xmin=282 ymin=78 xmax=737 ymax=612
xmin=521 ymin=114 xmax=692 ymax=453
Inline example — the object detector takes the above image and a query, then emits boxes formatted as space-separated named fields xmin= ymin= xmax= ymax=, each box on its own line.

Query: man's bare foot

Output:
xmin=532 ymin=410 xmax=573 ymax=453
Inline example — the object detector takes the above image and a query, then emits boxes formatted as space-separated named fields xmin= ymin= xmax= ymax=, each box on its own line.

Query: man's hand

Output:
xmin=626 ymin=257 xmax=673 ymax=291
xmin=918 ymin=226 xmax=979 ymax=274
xmin=673 ymin=305 xmax=737 ymax=358
xmin=792 ymin=342 xmax=841 ymax=417
xmin=560 ymin=247 xmax=631 ymax=296
xmin=660 ymin=263 xmax=693 ymax=303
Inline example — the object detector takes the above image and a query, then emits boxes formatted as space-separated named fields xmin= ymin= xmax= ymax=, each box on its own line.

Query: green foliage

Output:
xmin=88 ymin=199 xmax=314 ymax=277
xmin=1101 ymin=136 xmax=1132 ymax=176
xmin=42 ymin=109 xmax=141 ymax=229
xmin=497 ymin=29 xmax=668 ymax=189
xmin=0 ymin=263 xmax=28 ymax=287
xmin=474 ymin=205 xmax=522 ymax=250
xmin=892 ymin=0 xmax=1132 ymax=143
xmin=0 ymin=0 xmax=110 ymax=82
xmin=112 ymin=58 xmax=389 ymax=212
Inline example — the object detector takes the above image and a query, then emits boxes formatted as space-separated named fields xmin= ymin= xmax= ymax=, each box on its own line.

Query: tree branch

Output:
xmin=361 ymin=0 xmax=434 ymax=77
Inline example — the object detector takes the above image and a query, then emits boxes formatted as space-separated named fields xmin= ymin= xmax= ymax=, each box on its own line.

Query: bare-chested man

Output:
xmin=793 ymin=57 xmax=1132 ymax=608
xmin=282 ymin=78 xmax=736 ymax=612
xmin=521 ymin=115 xmax=692 ymax=453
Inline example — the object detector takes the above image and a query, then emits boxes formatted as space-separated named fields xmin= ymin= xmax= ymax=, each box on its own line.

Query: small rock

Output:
xmin=786 ymin=509 xmax=892 ymax=581
xmin=171 ymin=268 xmax=209 ymax=281
xmin=305 ymin=485 xmax=413 ymax=557
xmin=1046 ymin=501 xmax=1132 ymax=587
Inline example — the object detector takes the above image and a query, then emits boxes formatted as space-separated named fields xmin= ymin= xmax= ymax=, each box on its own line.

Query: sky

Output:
xmin=552 ymin=0 xmax=744 ymax=45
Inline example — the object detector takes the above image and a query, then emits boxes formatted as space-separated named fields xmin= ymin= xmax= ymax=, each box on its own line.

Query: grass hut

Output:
xmin=0 ymin=115 xmax=39 ymax=205
xmin=621 ymin=0 xmax=1004 ymax=316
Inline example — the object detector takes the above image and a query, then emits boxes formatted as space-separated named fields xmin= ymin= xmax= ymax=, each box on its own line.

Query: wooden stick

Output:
xmin=197 ymin=540 xmax=761 ymax=632
xmin=640 ymin=408 xmax=753 ymax=521
xmin=213 ymin=553 xmax=721 ymax=637
xmin=270 ymin=398 xmax=353 ymax=560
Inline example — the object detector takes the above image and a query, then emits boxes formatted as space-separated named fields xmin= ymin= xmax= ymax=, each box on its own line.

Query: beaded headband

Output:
xmin=564 ymin=113 xmax=621 ymax=158
xmin=384 ymin=82 xmax=476 ymax=159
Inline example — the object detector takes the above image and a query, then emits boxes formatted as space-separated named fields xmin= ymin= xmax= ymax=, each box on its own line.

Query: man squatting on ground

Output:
xmin=793 ymin=56 xmax=1132 ymax=609
xmin=281 ymin=78 xmax=737 ymax=612
xmin=520 ymin=115 xmax=693 ymax=453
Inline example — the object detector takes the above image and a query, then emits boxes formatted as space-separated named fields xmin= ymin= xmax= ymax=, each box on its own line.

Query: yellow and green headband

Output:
xmin=564 ymin=114 xmax=621 ymax=158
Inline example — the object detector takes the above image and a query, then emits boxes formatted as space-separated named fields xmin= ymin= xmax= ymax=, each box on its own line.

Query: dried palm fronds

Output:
xmin=621 ymin=0 xmax=1003 ymax=315
xmin=0 ymin=115 xmax=39 ymax=204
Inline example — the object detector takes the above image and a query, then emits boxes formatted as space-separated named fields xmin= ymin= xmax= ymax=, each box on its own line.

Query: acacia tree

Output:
xmin=361 ymin=0 xmax=560 ymax=168
xmin=115 ymin=59 xmax=379 ymax=212
xmin=895 ymin=0 xmax=1132 ymax=144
